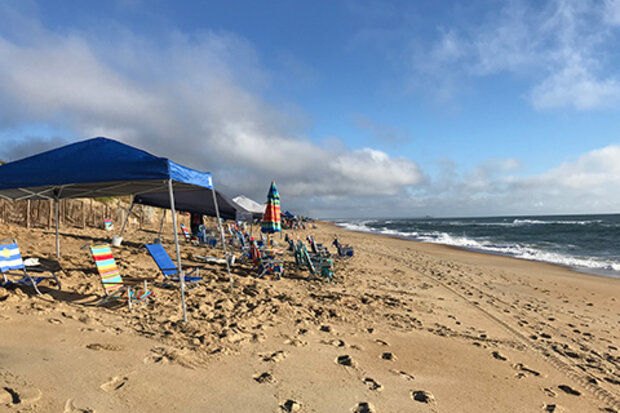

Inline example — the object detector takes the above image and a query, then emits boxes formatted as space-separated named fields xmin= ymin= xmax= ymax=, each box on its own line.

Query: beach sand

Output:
xmin=0 ymin=221 xmax=618 ymax=412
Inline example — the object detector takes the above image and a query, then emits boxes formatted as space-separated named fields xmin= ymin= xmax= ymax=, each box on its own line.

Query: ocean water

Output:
xmin=335 ymin=214 xmax=620 ymax=279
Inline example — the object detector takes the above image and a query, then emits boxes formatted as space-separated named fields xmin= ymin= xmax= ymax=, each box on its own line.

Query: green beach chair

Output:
xmin=300 ymin=243 xmax=333 ymax=282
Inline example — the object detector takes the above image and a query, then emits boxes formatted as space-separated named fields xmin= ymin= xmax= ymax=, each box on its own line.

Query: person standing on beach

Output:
xmin=190 ymin=212 xmax=203 ymax=235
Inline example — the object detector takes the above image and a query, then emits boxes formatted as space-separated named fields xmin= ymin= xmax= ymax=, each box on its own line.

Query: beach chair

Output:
xmin=332 ymin=236 xmax=354 ymax=258
xmin=0 ymin=239 xmax=61 ymax=294
xmin=307 ymin=235 xmax=331 ymax=258
xmin=300 ymin=243 xmax=334 ymax=282
xmin=197 ymin=225 xmax=218 ymax=248
xmin=285 ymin=234 xmax=296 ymax=252
xmin=179 ymin=224 xmax=193 ymax=242
xmin=104 ymin=219 xmax=114 ymax=231
xmin=233 ymin=230 xmax=252 ymax=263
xmin=144 ymin=243 xmax=203 ymax=290
xmin=89 ymin=244 xmax=154 ymax=311
xmin=249 ymin=238 xmax=283 ymax=279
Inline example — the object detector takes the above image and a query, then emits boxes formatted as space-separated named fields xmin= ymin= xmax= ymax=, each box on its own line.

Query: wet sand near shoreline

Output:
xmin=1 ymin=221 xmax=618 ymax=412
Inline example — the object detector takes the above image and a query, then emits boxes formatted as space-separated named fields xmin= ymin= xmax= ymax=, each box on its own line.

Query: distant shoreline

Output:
xmin=325 ymin=220 xmax=620 ymax=280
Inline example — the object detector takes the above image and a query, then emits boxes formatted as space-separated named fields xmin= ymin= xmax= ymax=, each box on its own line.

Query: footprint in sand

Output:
xmin=0 ymin=387 xmax=20 ymax=405
xmin=321 ymin=339 xmax=345 ymax=347
xmin=390 ymin=369 xmax=415 ymax=381
xmin=253 ymin=372 xmax=275 ymax=384
xmin=100 ymin=376 xmax=128 ymax=392
xmin=557 ymin=385 xmax=580 ymax=396
xmin=543 ymin=404 xmax=566 ymax=412
xmin=0 ymin=385 xmax=42 ymax=406
xmin=262 ymin=350 xmax=288 ymax=363
xmin=280 ymin=399 xmax=302 ymax=412
xmin=86 ymin=343 xmax=124 ymax=352
xmin=380 ymin=352 xmax=395 ymax=361
xmin=363 ymin=377 xmax=383 ymax=391
xmin=319 ymin=325 xmax=331 ymax=333
xmin=542 ymin=387 xmax=557 ymax=398
xmin=411 ymin=390 xmax=436 ymax=405
xmin=492 ymin=351 xmax=508 ymax=361
xmin=352 ymin=401 xmax=376 ymax=413
xmin=336 ymin=355 xmax=355 ymax=367
xmin=63 ymin=399 xmax=96 ymax=413
xmin=513 ymin=363 xmax=540 ymax=378
xmin=375 ymin=339 xmax=389 ymax=346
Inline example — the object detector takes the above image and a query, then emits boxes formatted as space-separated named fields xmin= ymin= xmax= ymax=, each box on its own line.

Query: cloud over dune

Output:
xmin=0 ymin=17 xmax=424 ymax=212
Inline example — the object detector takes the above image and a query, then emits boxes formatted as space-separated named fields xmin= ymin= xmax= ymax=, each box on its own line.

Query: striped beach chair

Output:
xmin=0 ymin=238 xmax=61 ymax=294
xmin=249 ymin=238 xmax=283 ymax=280
xmin=180 ymin=224 xmax=191 ymax=242
xmin=89 ymin=244 xmax=154 ymax=310
xmin=104 ymin=219 xmax=114 ymax=231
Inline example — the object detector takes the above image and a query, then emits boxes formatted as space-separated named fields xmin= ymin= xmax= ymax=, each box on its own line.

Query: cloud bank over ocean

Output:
xmin=0 ymin=1 xmax=619 ymax=218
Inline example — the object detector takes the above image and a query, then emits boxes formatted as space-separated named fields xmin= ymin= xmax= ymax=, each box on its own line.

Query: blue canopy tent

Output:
xmin=0 ymin=137 xmax=229 ymax=321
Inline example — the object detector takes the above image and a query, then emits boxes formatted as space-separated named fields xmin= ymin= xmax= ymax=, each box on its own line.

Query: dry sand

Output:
xmin=0 ymin=221 xmax=619 ymax=412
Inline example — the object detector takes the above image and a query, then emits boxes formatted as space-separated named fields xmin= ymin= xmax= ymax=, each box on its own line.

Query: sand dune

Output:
xmin=0 ymin=221 xmax=618 ymax=412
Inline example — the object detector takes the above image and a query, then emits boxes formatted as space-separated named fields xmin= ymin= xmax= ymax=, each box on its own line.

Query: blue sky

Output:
xmin=1 ymin=0 xmax=620 ymax=218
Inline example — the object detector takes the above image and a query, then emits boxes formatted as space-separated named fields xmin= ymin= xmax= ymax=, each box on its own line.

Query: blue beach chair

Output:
xmin=332 ymin=236 xmax=354 ymax=258
xmin=145 ymin=244 xmax=204 ymax=289
xmin=0 ymin=238 xmax=61 ymax=294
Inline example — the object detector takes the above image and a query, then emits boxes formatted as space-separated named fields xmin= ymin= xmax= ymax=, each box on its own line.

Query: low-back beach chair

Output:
xmin=145 ymin=243 xmax=203 ymax=290
xmin=332 ymin=236 xmax=354 ymax=258
xmin=249 ymin=238 xmax=283 ymax=279
xmin=180 ymin=224 xmax=192 ymax=242
xmin=300 ymin=243 xmax=333 ymax=282
xmin=307 ymin=235 xmax=331 ymax=258
xmin=0 ymin=238 xmax=61 ymax=294
xmin=89 ymin=244 xmax=154 ymax=311
xmin=197 ymin=225 xmax=218 ymax=248
xmin=104 ymin=219 xmax=114 ymax=231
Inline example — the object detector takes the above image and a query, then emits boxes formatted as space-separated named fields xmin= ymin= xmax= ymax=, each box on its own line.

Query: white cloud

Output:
xmin=412 ymin=146 xmax=620 ymax=217
xmin=411 ymin=0 xmax=620 ymax=110
xmin=535 ymin=145 xmax=620 ymax=189
xmin=530 ymin=63 xmax=620 ymax=110
xmin=0 ymin=11 xmax=424 ymax=215
xmin=605 ymin=0 xmax=620 ymax=25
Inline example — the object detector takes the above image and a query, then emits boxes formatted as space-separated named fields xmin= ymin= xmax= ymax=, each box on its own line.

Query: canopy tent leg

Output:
xmin=212 ymin=188 xmax=233 ymax=288
xmin=157 ymin=210 xmax=167 ymax=239
xmin=118 ymin=197 xmax=135 ymax=238
xmin=168 ymin=180 xmax=188 ymax=322
xmin=55 ymin=198 xmax=60 ymax=258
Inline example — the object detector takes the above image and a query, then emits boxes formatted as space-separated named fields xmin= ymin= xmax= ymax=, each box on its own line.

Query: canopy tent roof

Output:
xmin=283 ymin=210 xmax=295 ymax=219
xmin=232 ymin=195 xmax=265 ymax=217
xmin=0 ymin=137 xmax=213 ymax=200
xmin=0 ymin=136 xmax=228 ymax=323
xmin=135 ymin=188 xmax=252 ymax=222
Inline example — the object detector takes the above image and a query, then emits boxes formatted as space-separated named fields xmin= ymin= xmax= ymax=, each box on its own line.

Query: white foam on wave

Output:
xmin=423 ymin=232 xmax=620 ymax=275
xmin=335 ymin=220 xmax=620 ymax=277
xmin=336 ymin=220 xmax=377 ymax=233
xmin=512 ymin=218 xmax=603 ymax=226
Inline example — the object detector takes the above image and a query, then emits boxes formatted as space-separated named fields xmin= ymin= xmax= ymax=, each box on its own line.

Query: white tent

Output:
xmin=232 ymin=195 xmax=265 ymax=217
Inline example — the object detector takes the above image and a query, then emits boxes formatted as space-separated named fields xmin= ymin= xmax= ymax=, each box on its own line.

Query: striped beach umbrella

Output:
xmin=261 ymin=181 xmax=281 ymax=233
